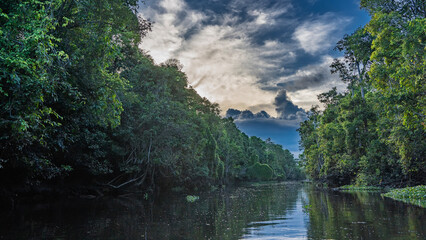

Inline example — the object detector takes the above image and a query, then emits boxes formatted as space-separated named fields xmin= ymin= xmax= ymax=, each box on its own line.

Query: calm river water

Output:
xmin=0 ymin=182 xmax=425 ymax=239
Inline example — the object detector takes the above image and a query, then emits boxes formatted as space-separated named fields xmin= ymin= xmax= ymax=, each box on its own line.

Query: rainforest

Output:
xmin=0 ymin=0 xmax=304 ymax=197
xmin=0 ymin=0 xmax=425 ymax=239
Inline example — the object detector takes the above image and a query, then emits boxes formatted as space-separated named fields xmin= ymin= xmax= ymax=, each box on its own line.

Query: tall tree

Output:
xmin=330 ymin=28 xmax=373 ymax=99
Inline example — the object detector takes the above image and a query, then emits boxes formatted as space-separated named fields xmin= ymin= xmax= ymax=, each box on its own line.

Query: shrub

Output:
xmin=247 ymin=162 xmax=274 ymax=181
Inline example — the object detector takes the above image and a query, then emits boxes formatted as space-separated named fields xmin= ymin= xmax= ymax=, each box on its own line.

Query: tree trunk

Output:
xmin=357 ymin=62 xmax=365 ymax=99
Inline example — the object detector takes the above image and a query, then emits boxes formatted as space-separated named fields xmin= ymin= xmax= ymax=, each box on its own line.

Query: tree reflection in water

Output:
xmin=0 ymin=183 xmax=425 ymax=239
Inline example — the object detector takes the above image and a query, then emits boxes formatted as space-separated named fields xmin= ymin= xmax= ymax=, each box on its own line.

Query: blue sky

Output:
xmin=138 ymin=0 xmax=370 ymax=155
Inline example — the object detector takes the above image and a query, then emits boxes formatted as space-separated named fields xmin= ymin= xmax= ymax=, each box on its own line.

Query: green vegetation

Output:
xmin=383 ymin=185 xmax=426 ymax=208
xmin=302 ymin=204 xmax=312 ymax=214
xmin=338 ymin=185 xmax=383 ymax=192
xmin=247 ymin=162 xmax=274 ymax=181
xmin=298 ymin=0 xmax=425 ymax=187
xmin=186 ymin=195 xmax=200 ymax=203
xmin=0 ymin=0 xmax=303 ymax=195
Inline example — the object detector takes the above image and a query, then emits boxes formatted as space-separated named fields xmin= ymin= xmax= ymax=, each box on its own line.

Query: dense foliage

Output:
xmin=0 ymin=0 xmax=303 ymax=193
xmin=298 ymin=0 xmax=425 ymax=186
xmin=383 ymin=185 xmax=426 ymax=208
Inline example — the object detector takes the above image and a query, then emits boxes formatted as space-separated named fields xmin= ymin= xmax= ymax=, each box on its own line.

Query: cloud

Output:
xmin=240 ymin=110 xmax=255 ymax=119
xmin=255 ymin=110 xmax=271 ymax=118
xmin=274 ymin=90 xmax=307 ymax=120
xmin=226 ymin=87 xmax=307 ymax=122
xmin=293 ymin=13 xmax=351 ymax=54
xmin=278 ymin=56 xmax=340 ymax=91
xmin=277 ymin=72 xmax=327 ymax=91
xmin=248 ymin=7 xmax=292 ymax=26
xmin=140 ymin=0 xmax=296 ymax=113
xmin=260 ymin=56 xmax=347 ymax=109
xmin=225 ymin=87 xmax=309 ymax=154
xmin=226 ymin=108 xmax=242 ymax=119
xmin=159 ymin=0 xmax=185 ymax=13
xmin=137 ymin=0 xmax=369 ymax=155
xmin=140 ymin=0 xmax=206 ymax=63
xmin=228 ymin=108 xmax=303 ymax=154
xmin=226 ymin=109 xmax=271 ymax=120
xmin=139 ymin=0 xmax=354 ymax=114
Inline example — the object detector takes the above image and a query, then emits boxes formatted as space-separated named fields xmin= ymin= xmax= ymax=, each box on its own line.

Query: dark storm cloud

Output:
xmin=261 ymin=71 xmax=329 ymax=92
xmin=226 ymin=89 xmax=307 ymax=122
xmin=260 ymin=56 xmax=344 ymax=96
xmin=277 ymin=70 xmax=327 ymax=91
xmin=226 ymin=109 xmax=271 ymax=120
xmin=255 ymin=110 xmax=271 ymax=118
xmin=274 ymin=90 xmax=307 ymax=120
xmin=226 ymin=108 xmax=242 ymax=118
xmin=240 ymin=110 xmax=255 ymax=119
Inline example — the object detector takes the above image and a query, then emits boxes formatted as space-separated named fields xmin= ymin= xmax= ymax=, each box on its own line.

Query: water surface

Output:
xmin=0 ymin=183 xmax=424 ymax=239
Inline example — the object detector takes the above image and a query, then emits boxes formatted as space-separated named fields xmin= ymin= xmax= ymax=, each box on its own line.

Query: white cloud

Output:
xmin=293 ymin=13 xmax=351 ymax=54
xmin=139 ymin=1 xmax=351 ymax=116
xmin=159 ymin=0 xmax=185 ymax=12
xmin=177 ymin=25 xmax=278 ymax=112
xmin=140 ymin=0 xmax=206 ymax=63
xmin=139 ymin=0 xmax=296 ymax=115
xmin=248 ymin=7 xmax=291 ymax=26
xmin=250 ymin=10 xmax=269 ymax=25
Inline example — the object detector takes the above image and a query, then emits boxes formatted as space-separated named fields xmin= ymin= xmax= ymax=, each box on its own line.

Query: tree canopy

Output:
xmin=0 ymin=0 xmax=303 ymax=193
xmin=298 ymin=0 xmax=425 ymax=186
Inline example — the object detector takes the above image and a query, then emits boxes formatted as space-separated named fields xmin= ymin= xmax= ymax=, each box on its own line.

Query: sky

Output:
xmin=137 ymin=0 xmax=370 ymax=155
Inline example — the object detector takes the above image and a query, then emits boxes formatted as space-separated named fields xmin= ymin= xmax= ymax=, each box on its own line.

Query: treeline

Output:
xmin=298 ymin=0 xmax=425 ymax=186
xmin=0 ymin=0 xmax=303 ymax=193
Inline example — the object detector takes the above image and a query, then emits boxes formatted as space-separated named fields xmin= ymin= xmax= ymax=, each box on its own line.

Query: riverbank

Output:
xmin=334 ymin=184 xmax=426 ymax=208
xmin=382 ymin=185 xmax=426 ymax=208
xmin=336 ymin=185 xmax=384 ymax=192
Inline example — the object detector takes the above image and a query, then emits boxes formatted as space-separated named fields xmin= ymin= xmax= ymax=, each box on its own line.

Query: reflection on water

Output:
xmin=0 ymin=183 xmax=425 ymax=239
xmin=241 ymin=186 xmax=308 ymax=240
xmin=305 ymin=188 xmax=426 ymax=240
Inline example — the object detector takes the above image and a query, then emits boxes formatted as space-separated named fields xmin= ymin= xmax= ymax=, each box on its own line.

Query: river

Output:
xmin=0 ymin=182 xmax=425 ymax=239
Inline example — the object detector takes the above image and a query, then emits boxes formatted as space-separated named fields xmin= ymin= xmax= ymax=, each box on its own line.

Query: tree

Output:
xmin=299 ymin=0 xmax=425 ymax=186
xmin=364 ymin=0 xmax=425 ymax=182
xmin=330 ymin=27 xmax=373 ymax=99
xmin=0 ymin=0 xmax=70 ymax=180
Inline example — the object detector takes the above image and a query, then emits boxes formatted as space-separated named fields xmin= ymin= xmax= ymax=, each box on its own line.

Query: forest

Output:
xmin=298 ymin=0 xmax=425 ymax=187
xmin=0 ymin=1 xmax=425 ymax=238
xmin=0 ymin=0 xmax=303 ymax=196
